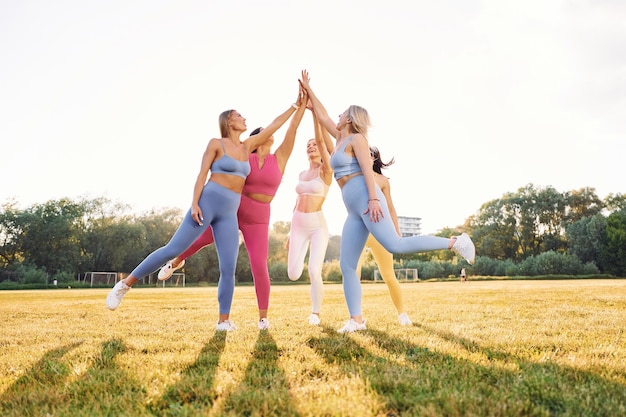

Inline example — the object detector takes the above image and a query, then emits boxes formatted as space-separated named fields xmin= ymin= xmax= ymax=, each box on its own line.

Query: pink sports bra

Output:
xmin=296 ymin=167 xmax=330 ymax=198
xmin=242 ymin=153 xmax=282 ymax=196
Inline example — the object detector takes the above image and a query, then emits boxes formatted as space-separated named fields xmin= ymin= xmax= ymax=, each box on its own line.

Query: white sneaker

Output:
xmin=308 ymin=314 xmax=321 ymax=326
xmin=216 ymin=320 xmax=237 ymax=332
xmin=398 ymin=313 xmax=412 ymax=326
xmin=452 ymin=233 xmax=476 ymax=265
xmin=158 ymin=259 xmax=185 ymax=281
xmin=258 ymin=318 xmax=270 ymax=330
xmin=106 ymin=280 xmax=131 ymax=311
xmin=337 ymin=319 xmax=367 ymax=334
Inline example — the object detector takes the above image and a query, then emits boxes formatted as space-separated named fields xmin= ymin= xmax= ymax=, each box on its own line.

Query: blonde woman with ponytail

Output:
xmin=299 ymin=70 xmax=475 ymax=333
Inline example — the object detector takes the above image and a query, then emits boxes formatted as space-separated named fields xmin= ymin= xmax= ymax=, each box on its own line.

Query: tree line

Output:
xmin=1 ymin=183 xmax=624 ymax=287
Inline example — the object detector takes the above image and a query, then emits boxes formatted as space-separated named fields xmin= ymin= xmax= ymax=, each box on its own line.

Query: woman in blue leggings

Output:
xmin=106 ymin=84 xmax=305 ymax=332
xmin=299 ymin=70 xmax=475 ymax=333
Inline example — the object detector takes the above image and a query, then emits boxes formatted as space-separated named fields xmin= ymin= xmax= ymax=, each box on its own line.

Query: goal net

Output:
xmin=158 ymin=272 xmax=186 ymax=287
xmin=81 ymin=272 xmax=118 ymax=287
xmin=373 ymin=268 xmax=419 ymax=282
xmin=132 ymin=272 xmax=186 ymax=287
xmin=79 ymin=272 xmax=185 ymax=287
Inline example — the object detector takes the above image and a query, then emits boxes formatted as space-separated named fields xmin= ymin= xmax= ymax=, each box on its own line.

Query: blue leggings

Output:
xmin=130 ymin=181 xmax=241 ymax=314
xmin=340 ymin=176 xmax=449 ymax=316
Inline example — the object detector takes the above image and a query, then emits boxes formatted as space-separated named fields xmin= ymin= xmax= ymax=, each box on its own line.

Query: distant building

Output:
xmin=397 ymin=216 xmax=421 ymax=237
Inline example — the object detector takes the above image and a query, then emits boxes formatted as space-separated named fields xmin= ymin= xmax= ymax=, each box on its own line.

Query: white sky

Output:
xmin=1 ymin=0 xmax=624 ymax=236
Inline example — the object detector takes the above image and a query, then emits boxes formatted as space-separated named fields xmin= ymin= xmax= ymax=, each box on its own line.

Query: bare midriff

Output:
xmin=295 ymin=194 xmax=326 ymax=213
xmin=242 ymin=191 xmax=274 ymax=204
xmin=209 ymin=173 xmax=246 ymax=194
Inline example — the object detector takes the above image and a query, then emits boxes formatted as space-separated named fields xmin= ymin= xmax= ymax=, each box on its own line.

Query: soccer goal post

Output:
xmin=373 ymin=268 xmax=419 ymax=282
xmin=159 ymin=272 xmax=186 ymax=287
xmin=81 ymin=272 xmax=118 ymax=287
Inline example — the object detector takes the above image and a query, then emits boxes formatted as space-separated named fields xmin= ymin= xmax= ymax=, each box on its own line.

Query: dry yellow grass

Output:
xmin=1 ymin=279 xmax=625 ymax=416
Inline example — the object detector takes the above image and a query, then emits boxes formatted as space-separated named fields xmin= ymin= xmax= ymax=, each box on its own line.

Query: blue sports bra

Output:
xmin=211 ymin=139 xmax=251 ymax=179
xmin=329 ymin=135 xmax=361 ymax=180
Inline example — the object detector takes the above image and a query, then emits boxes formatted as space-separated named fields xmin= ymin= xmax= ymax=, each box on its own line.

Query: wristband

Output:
xmin=291 ymin=103 xmax=299 ymax=110
xmin=368 ymin=199 xmax=379 ymax=202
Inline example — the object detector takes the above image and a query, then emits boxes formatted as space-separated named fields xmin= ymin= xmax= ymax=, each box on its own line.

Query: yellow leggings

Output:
xmin=356 ymin=235 xmax=405 ymax=314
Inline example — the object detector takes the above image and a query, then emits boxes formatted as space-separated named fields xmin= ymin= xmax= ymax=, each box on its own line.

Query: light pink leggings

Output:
xmin=178 ymin=194 xmax=272 ymax=311
xmin=287 ymin=210 xmax=329 ymax=314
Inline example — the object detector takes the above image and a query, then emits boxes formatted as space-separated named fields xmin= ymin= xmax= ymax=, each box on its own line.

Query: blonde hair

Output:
xmin=218 ymin=109 xmax=234 ymax=138
xmin=347 ymin=105 xmax=371 ymax=137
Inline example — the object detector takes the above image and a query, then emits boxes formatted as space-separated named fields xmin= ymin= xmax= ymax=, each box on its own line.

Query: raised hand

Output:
xmin=299 ymin=69 xmax=311 ymax=91
xmin=297 ymin=84 xmax=307 ymax=107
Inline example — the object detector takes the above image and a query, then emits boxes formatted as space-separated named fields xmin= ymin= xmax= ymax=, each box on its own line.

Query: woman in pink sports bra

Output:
xmin=157 ymin=87 xmax=308 ymax=331
xmin=286 ymin=109 xmax=333 ymax=326
xmin=106 ymin=84 xmax=305 ymax=333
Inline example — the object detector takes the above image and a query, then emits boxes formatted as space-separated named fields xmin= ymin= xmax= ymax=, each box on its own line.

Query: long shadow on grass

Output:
xmin=0 ymin=342 xmax=82 ymax=416
xmin=55 ymin=338 xmax=146 ymax=416
xmin=149 ymin=330 xmax=227 ymax=415
xmin=217 ymin=330 xmax=300 ymax=417
xmin=308 ymin=326 xmax=625 ymax=416
xmin=413 ymin=324 xmax=626 ymax=415
xmin=0 ymin=339 xmax=147 ymax=417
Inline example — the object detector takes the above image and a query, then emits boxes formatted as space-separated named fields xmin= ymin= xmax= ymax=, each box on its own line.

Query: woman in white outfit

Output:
xmin=287 ymin=110 xmax=333 ymax=325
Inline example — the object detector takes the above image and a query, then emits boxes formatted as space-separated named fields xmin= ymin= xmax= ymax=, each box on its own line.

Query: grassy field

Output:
xmin=1 ymin=279 xmax=625 ymax=416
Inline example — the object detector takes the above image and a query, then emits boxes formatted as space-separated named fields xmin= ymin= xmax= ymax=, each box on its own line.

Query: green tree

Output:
xmin=133 ymin=208 xmax=183 ymax=258
xmin=605 ymin=193 xmax=626 ymax=214
xmin=0 ymin=200 xmax=25 ymax=268
xmin=236 ymin=240 xmax=253 ymax=282
xmin=566 ymin=214 xmax=606 ymax=268
xmin=19 ymin=199 xmax=87 ymax=275
xmin=268 ymin=222 xmax=289 ymax=265
xmin=469 ymin=194 xmax=522 ymax=260
xmin=601 ymin=210 xmax=626 ymax=276
xmin=534 ymin=185 xmax=568 ymax=253
xmin=272 ymin=221 xmax=291 ymax=235
xmin=85 ymin=220 xmax=147 ymax=272
xmin=565 ymin=187 xmax=604 ymax=223
xmin=185 ymin=243 xmax=220 ymax=283
xmin=470 ymin=184 xmax=606 ymax=261
xmin=325 ymin=235 xmax=341 ymax=261
xmin=80 ymin=199 xmax=182 ymax=274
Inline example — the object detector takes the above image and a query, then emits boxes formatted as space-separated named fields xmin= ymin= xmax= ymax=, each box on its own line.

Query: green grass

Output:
xmin=1 ymin=280 xmax=625 ymax=416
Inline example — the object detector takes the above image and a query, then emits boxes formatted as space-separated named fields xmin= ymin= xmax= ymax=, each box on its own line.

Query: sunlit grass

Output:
xmin=1 ymin=279 xmax=625 ymax=416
